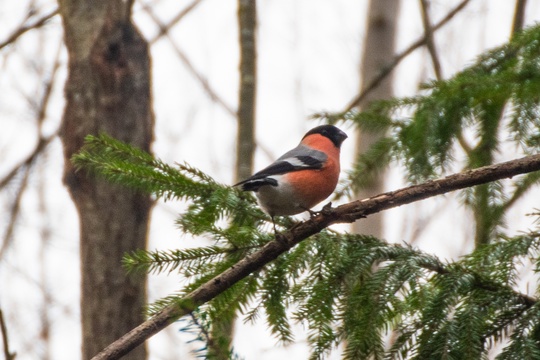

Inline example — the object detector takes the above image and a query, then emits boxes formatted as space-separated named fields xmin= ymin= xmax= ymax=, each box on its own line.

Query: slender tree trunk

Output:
xmin=209 ymin=1 xmax=257 ymax=358
xmin=235 ymin=0 xmax=257 ymax=184
xmin=57 ymin=1 xmax=154 ymax=359
xmin=353 ymin=0 xmax=400 ymax=236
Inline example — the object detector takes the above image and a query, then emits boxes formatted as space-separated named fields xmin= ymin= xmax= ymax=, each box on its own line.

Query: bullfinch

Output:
xmin=235 ymin=125 xmax=347 ymax=230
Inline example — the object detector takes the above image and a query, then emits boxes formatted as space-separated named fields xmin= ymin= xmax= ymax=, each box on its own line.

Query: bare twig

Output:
xmin=418 ymin=0 xmax=474 ymax=155
xmin=0 ymin=309 xmax=16 ymax=360
xmin=345 ymin=0 xmax=471 ymax=111
xmin=141 ymin=3 xmax=236 ymax=117
xmin=0 ymin=165 xmax=31 ymax=259
xmin=511 ymin=0 xmax=528 ymax=37
xmin=92 ymin=153 xmax=540 ymax=360
xmin=419 ymin=0 xmax=442 ymax=80
xmin=148 ymin=0 xmax=204 ymax=44
xmin=0 ymin=135 xmax=55 ymax=190
xmin=0 ymin=9 xmax=58 ymax=51
xmin=170 ymin=42 xmax=236 ymax=117
xmin=0 ymin=42 xmax=62 ymax=258
xmin=0 ymin=39 xmax=62 ymax=190
xmin=36 ymin=42 xmax=63 ymax=129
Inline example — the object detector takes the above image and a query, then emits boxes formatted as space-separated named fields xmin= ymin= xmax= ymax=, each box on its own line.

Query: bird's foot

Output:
xmin=303 ymin=202 xmax=333 ymax=218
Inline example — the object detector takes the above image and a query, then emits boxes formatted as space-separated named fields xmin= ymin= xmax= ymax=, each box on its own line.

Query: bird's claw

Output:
xmin=303 ymin=202 xmax=333 ymax=219
xmin=321 ymin=202 xmax=333 ymax=215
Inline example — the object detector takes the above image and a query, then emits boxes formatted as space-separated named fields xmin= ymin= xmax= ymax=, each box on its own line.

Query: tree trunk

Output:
xmin=235 ymin=0 xmax=257 ymax=183
xmin=353 ymin=0 xmax=400 ymax=236
xmin=58 ymin=1 xmax=154 ymax=359
xmin=209 ymin=1 xmax=257 ymax=358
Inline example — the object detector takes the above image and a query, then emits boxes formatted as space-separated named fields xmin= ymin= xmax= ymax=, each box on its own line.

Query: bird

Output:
xmin=234 ymin=124 xmax=347 ymax=232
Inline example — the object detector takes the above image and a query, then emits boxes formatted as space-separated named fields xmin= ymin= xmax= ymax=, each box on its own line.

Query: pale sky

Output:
xmin=1 ymin=1 xmax=540 ymax=359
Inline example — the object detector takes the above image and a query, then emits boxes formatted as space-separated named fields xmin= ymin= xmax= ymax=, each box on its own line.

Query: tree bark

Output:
xmin=235 ymin=0 xmax=257 ymax=183
xmin=210 ymin=1 xmax=258 ymax=356
xmin=58 ymin=1 xmax=153 ymax=359
xmin=353 ymin=0 xmax=400 ymax=236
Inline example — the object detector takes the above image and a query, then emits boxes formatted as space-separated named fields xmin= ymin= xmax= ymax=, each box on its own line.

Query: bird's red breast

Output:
xmin=282 ymin=133 xmax=341 ymax=210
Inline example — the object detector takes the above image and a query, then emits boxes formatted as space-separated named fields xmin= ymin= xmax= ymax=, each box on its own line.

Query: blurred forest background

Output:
xmin=2 ymin=0 xmax=540 ymax=359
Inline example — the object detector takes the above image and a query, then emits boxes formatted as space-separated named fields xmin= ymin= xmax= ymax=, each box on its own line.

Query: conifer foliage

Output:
xmin=327 ymin=24 xmax=540 ymax=248
xmin=74 ymin=25 xmax=540 ymax=359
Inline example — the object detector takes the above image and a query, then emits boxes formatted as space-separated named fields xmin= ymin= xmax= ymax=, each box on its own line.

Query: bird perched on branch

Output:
xmin=235 ymin=124 xmax=347 ymax=231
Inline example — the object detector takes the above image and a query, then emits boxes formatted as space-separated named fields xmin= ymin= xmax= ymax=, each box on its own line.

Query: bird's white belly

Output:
xmin=255 ymin=179 xmax=305 ymax=216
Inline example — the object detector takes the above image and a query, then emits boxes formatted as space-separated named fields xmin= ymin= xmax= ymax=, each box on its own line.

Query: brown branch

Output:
xmin=169 ymin=41 xmax=236 ymax=117
xmin=345 ymin=0 xmax=471 ymax=111
xmin=92 ymin=153 xmax=540 ymax=360
xmin=0 ymin=309 xmax=16 ymax=360
xmin=0 ymin=136 xmax=54 ymax=190
xmin=0 ymin=9 xmax=58 ymax=50
xmin=0 ymin=41 xmax=62 ymax=190
xmin=419 ymin=0 xmax=442 ymax=80
xmin=141 ymin=2 xmax=236 ymax=117
xmin=148 ymin=0 xmax=204 ymax=44
xmin=0 ymin=42 xmax=62 ymax=258
xmin=418 ymin=0 xmax=473 ymax=155
xmin=0 ymin=165 xmax=31 ymax=259
xmin=511 ymin=0 xmax=528 ymax=37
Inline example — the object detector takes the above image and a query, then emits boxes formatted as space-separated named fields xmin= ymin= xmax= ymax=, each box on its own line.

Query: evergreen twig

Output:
xmin=91 ymin=153 xmax=540 ymax=360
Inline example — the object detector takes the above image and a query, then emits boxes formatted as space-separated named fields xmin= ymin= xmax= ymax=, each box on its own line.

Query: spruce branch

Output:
xmin=92 ymin=153 xmax=540 ymax=360
xmin=123 ymin=246 xmax=236 ymax=275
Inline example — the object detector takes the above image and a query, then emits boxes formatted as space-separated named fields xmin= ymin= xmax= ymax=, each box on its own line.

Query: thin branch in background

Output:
xmin=1 ymin=260 xmax=76 ymax=358
xmin=168 ymin=42 xmax=236 ymax=117
xmin=142 ymin=0 xmax=279 ymax=164
xmin=187 ymin=313 xmax=226 ymax=359
xmin=418 ymin=0 xmax=474 ymax=155
xmin=0 ymin=40 xmax=62 ymax=190
xmin=37 ymin=154 xmax=54 ymax=360
xmin=0 ymin=165 xmax=31 ymax=259
xmin=511 ymin=0 xmax=528 ymax=36
xmin=92 ymin=153 xmax=540 ymax=360
xmin=148 ymin=0 xmax=204 ymax=44
xmin=0 ymin=136 xmax=55 ymax=191
xmin=419 ymin=0 xmax=443 ymax=80
xmin=141 ymin=2 xmax=236 ymax=118
xmin=0 ymin=42 xmax=62 ymax=258
xmin=0 ymin=8 xmax=58 ymax=51
xmin=35 ymin=42 xmax=63 ymax=130
xmin=345 ymin=0 xmax=471 ymax=111
xmin=0 ymin=308 xmax=16 ymax=360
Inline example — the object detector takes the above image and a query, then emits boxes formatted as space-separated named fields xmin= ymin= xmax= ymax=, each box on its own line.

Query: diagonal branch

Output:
xmin=0 ymin=9 xmax=59 ymax=51
xmin=419 ymin=0 xmax=442 ymax=80
xmin=147 ymin=0 xmax=204 ymax=44
xmin=92 ymin=153 xmax=540 ymax=360
xmin=0 ymin=41 xmax=62 ymax=191
xmin=0 ymin=308 xmax=15 ymax=360
xmin=141 ymin=2 xmax=236 ymax=117
xmin=0 ymin=42 xmax=62 ymax=258
xmin=345 ymin=0 xmax=471 ymax=111
xmin=0 ymin=164 xmax=31 ymax=259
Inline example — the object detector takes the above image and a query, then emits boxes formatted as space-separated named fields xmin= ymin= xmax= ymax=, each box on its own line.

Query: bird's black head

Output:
xmin=303 ymin=125 xmax=348 ymax=148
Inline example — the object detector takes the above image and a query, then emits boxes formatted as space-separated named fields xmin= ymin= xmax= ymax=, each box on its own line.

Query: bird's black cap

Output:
xmin=302 ymin=125 xmax=348 ymax=148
